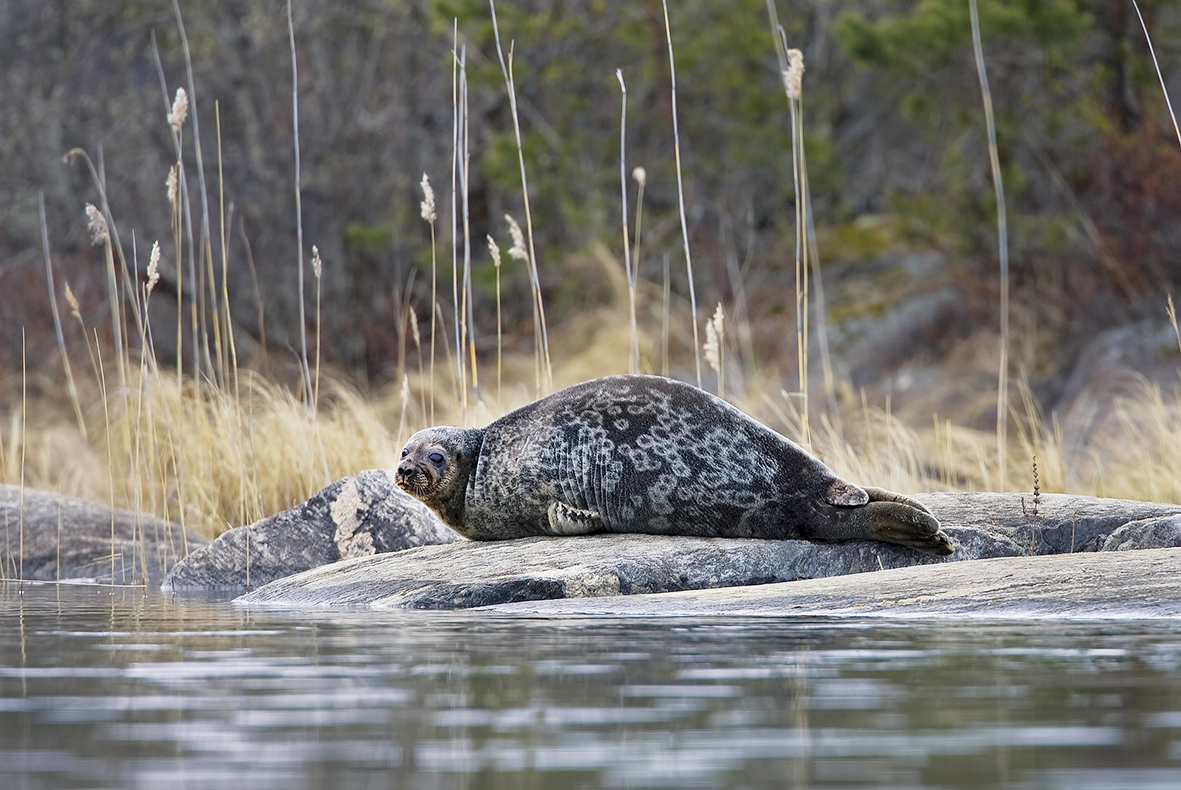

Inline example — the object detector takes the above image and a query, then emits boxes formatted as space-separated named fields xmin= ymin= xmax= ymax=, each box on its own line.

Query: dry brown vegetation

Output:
xmin=1 ymin=1 xmax=1180 ymax=539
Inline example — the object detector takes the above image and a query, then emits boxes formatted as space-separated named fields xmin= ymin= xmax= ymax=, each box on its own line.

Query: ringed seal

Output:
xmin=395 ymin=375 xmax=954 ymax=555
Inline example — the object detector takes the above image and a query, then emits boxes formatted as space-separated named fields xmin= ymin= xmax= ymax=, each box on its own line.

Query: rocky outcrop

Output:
xmin=918 ymin=492 xmax=1181 ymax=553
xmin=162 ymin=470 xmax=461 ymax=591
xmin=489 ymin=547 xmax=1181 ymax=619
xmin=0 ymin=485 xmax=206 ymax=584
xmin=1102 ymin=515 xmax=1181 ymax=551
xmin=233 ymin=492 xmax=1181 ymax=610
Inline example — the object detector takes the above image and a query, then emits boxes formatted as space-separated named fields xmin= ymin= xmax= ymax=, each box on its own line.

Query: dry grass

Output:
xmin=3 ymin=2 xmax=1181 ymax=552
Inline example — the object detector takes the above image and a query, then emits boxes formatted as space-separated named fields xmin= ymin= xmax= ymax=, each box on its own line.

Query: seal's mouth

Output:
xmin=395 ymin=463 xmax=434 ymax=498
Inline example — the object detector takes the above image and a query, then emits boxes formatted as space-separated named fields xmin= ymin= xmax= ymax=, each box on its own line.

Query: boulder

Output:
xmin=0 ymin=485 xmax=205 ymax=584
xmin=233 ymin=492 xmax=1181 ymax=610
xmin=162 ymin=469 xmax=460 ymax=591
xmin=1102 ymin=515 xmax=1181 ymax=551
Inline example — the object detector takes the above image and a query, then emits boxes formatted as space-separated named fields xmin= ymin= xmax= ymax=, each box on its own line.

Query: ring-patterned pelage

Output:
xmin=396 ymin=374 xmax=954 ymax=555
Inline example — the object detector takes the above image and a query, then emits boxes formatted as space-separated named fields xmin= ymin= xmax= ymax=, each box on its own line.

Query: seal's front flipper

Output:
xmin=546 ymin=501 xmax=603 ymax=536
xmin=863 ymin=500 xmax=954 ymax=555
xmin=862 ymin=486 xmax=935 ymax=516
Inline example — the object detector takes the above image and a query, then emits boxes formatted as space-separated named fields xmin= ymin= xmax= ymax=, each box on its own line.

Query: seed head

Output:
xmin=419 ymin=173 xmax=436 ymax=223
xmin=785 ymin=49 xmax=804 ymax=100
xmin=168 ymin=88 xmax=189 ymax=133
xmin=505 ymin=215 xmax=527 ymax=262
xmin=166 ymin=164 xmax=180 ymax=211
xmin=409 ymin=305 xmax=421 ymax=349
xmin=311 ymin=245 xmax=322 ymax=279
xmin=85 ymin=203 xmax=109 ymax=246
xmin=704 ymin=302 xmax=725 ymax=374
xmin=632 ymin=166 xmax=647 ymax=188
xmin=487 ymin=234 xmax=502 ymax=269
xmin=64 ymin=282 xmax=81 ymax=321
xmin=146 ymin=241 xmax=161 ymax=295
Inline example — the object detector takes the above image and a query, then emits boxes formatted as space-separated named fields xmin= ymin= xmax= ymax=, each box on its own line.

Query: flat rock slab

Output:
xmin=233 ymin=493 xmax=1181 ymax=611
xmin=233 ymin=527 xmax=1022 ymax=610
xmin=489 ymin=547 xmax=1181 ymax=620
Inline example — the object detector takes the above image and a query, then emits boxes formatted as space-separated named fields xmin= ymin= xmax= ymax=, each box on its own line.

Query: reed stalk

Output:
xmin=171 ymin=0 xmax=217 ymax=384
xmin=39 ymin=194 xmax=87 ymax=441
xmin=451 ymin=21 xmax=464 ymax=410
xmin=970 ymin=0 xmax=1010 ymax=492
xmin=632 ymin=165 xmax=647 ymax=366
xmin=19 ymin=331 xmax=26 ymax=582
xmin=215 ymin=101 xmax=239 ymax=397
xmin=488 ymin=236 xmax=504 ymax=400
xmin=1132 ymin=1 xmax=1181 ymax=149
xmin=616 ymin=69 xmax=639 ymax=374
xmin=458 ymin=45 xmax=478 ymax=405
xmin=660 ymin=0 xmax=701 ymax=387
xmin=286 ymin=0 xmax=313 ymax=411
xmin=419 ymin=173 xmax=439 ymax=423
xmin=490 ymin=0 xmax=553 ymax=394
xmin=766 ymin=1 xmax=811 ymax=446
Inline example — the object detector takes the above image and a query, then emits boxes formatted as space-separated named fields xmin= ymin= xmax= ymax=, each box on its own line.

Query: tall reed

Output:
xmin=286 ymin=0 xmax=313 ymax=411
xmin=660 ymin=0 xmax=701 ymax=387
xmin=969 ymin=0 xmax=1010 ymax=492
xmin=420 ymin=173 xmax=439 ymax=422
xmin=39 ymin=195 xmax=87 ymax=441
xmin=1133 ymin=0 xmax=1181 ymax=149
xmin=766 ymin=0 xmax=811 ymax=447
xmin=616 ymin=69 xmax=640 ymax=374
xmin=490 ymin=0 xmax=553 ymax=395
xmin=487 ymin=235 xmax=504 ymax=399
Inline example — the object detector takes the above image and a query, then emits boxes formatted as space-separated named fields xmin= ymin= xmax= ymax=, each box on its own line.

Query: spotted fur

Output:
xmin=396 ymin=375 xmax=953 ymax=554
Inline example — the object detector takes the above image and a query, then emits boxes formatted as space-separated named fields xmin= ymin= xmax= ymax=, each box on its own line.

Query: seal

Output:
xmin=395 ymin=374 xmax=954 ymax=554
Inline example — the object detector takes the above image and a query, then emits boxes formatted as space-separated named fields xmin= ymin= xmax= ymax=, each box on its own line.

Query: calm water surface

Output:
xmin=1 ymin=584 xmax=1180 ymax=789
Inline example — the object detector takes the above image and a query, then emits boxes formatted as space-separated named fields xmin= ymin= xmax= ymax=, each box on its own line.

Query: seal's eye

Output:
xmin=428 ymin=451 xmax=445 ymax=465
xmin=400 ymin=448 xmax=409 ymax=459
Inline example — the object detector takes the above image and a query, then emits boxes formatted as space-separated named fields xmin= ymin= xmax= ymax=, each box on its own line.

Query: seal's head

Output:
xmin=395 ymin=426 xmax=482 ymax=528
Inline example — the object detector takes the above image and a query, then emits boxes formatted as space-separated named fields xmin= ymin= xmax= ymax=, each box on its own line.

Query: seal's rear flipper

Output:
xmin=547 ymin=501 xmax=603 ymax=536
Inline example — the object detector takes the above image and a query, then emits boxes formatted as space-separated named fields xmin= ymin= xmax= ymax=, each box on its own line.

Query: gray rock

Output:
xmin=234 ymin=526 xmax=1023 ymax=610
xmin=1102 ymin=515 xmax=1181 ymax=551
xmin=233 ymin=492 xmax=1181 ymax=610
xmin=163 ymin=469 xmax=461 ymax=591
xmin=915 ymin=492 xmax=1181 ymax=553
xmin=489 ymin=547 xmax=1181 ymax=619
xmin=0 ymin=485 xmax=205 ymax=584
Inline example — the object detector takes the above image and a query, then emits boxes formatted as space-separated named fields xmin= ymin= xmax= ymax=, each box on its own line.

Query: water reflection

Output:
xmin=1 ymin=584 xmax=1179 ymax=789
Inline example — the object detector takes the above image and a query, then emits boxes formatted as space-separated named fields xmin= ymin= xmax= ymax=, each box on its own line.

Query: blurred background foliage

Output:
xmin=2 ymin=0 xmax=1180 ymax=414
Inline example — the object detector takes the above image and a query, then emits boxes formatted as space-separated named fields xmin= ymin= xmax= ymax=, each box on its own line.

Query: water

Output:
xmin=2 ymin=584 xmax=1180 ymax=790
